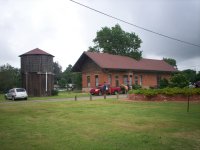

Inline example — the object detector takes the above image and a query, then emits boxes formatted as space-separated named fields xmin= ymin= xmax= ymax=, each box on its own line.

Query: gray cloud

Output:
xmin=78 ymin=0 xmax=200 ymax=70
xmin=0 ymin=0 xmax=199 ymax=71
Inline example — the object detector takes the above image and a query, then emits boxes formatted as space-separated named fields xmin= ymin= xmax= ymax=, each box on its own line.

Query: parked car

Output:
xmin=90 ymin=84 xmax=121 ymax=95
xmin=5 ymin=88 xmax=28 ymax=100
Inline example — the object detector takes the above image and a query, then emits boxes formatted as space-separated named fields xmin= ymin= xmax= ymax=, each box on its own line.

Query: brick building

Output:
xmin=72 ymin=52 xmax=177 ymax=92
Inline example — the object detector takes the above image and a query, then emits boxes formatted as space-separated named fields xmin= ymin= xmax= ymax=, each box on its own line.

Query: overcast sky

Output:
xmin=0 ymin=0 xmax=200 ymax=71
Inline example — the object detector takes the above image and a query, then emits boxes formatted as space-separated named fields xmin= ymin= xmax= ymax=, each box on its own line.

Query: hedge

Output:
xmin=128 ymin=87 xmax=200 ymax=97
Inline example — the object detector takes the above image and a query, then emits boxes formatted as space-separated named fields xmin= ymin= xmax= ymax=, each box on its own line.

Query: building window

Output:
xmin=87 ymin=76 xmax=90 ymax=87
xmin=115 ymin=75 xmax=119 ymax=87
xmin=140 ymin=75 xmax=143 ymax=86
xmin=157 ymin=75 xmax=161 ymax=87
xmin=129 ymin=75 xmax=132 ymax=86
xmin=95 ymin=75 xmax=99 ymax=87
xmin=123 ymin=75 xmax=128 ymax=85
xmin=134 ymin=75 xmax=138 ymax=85
xmin=108 ymin=74 xmax=112 ymax=85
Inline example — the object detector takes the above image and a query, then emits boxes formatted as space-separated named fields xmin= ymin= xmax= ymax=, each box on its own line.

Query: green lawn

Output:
xmin=0 ymin=99 xmax=199 ymax=150
xmin=0 ymin=91 xmax=90 ymax=102
xmin=29 ymin=91 xmax=90 ymax=101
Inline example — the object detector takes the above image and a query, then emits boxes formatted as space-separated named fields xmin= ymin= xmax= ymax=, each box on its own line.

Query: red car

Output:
xmin=90 ymin=84 xmax=121 ymax=95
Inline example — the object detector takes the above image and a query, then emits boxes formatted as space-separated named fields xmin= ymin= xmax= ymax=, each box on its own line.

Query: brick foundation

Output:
xmin=128 ymin=94 xmax=200 ymax=101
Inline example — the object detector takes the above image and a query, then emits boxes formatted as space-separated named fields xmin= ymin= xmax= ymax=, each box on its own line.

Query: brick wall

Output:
xmin=81 ymin=58 xmax=172 ymax=92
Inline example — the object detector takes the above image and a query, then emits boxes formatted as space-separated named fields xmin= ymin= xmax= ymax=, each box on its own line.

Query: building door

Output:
xmin=115 ymin=75 xmax=119 ymax=87
xmin=123 ymin=75 xmax=128 ymax=85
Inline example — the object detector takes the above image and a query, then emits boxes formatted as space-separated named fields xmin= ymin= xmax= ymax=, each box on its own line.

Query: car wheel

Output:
xmin=24 ymin=98 xmax=27 ymax=100
xmin=12 ymin=96 xmax=15 ymax=101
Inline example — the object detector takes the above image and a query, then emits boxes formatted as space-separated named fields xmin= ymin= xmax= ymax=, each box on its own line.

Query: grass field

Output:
xmin=0 ymin=91 xmax=90 ymax=102
xmin=0 ymin=99 xmax=199 ymax=150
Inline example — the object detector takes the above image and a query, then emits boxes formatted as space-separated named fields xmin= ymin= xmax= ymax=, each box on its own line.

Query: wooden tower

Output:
xmin=19 ymin=48 xmax=54 ymax=96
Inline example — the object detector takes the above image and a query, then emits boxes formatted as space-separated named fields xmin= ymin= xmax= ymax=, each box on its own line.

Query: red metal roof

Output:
xmin=72 ymin=51 xmax=177 ymax=72
xmin=19 ymin=48 xmax=54 ymax=57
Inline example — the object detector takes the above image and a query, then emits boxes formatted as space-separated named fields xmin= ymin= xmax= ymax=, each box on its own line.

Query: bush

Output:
xmin=52 ymin=90 xmax=59 ymax=96
xmin=170 ymin=73 xmax=189 ymax=88
xmin=129 ymin=87 xmax=200 ymax=96
xmin=159 ymin=78 xmax=169 ymax=89
xmin=132 ymin=84 xmax=142 ymax=90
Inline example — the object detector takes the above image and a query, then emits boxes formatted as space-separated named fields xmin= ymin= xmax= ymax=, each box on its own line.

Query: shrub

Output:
xmin=132 ymin=84 xmax=142 ymax=90
xmin=129 ymin=89 xmax=141 ymax=94
xmin=129 ymin=87 xmax=200 ymax=96
xmin=159 ymin=78 xmax=169 ymax=89
xmin=52 ymin=90 xmax=59 ymax=96
xmin=169 ymin=73 xmax=189 ymax=88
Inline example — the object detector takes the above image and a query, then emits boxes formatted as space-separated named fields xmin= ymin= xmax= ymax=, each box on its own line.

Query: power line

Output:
xmin=179 ymin=65 xmax=200 ymax=69
xmin=69 ymin=0 xmax=200 ymax=48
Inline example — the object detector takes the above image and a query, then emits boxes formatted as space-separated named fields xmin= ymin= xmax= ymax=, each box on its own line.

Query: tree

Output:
xmin=71 ymin=72 xmax=82 ymax=90
xmin=53 ymin=61 xmax=62 ymax=84
xmin=58 ymin=78 xmax=67 ymax=88
xmin=159 ymin=78 xmax=169 ymax=88
xmin=63 ymin=64 xmax=73 ymax=84
xmin=88 ymin=24 xmax=143 ymax=60
xmin=163 ymin=58 xmax=177 ymax=68
xmin=169 ymin=73 xmax=189 ymax=88
xmin=58 ymin=64 xmax=82 ymax=90
xmin=195 ymin=71 xmax=200 ymax=82
xmin=0 ymin=64 xmax=21 ymax=92
xmin=182 ymin=69 xmax=196 ymax=83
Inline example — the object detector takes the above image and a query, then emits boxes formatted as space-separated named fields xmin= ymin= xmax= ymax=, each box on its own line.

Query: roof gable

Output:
xmin=72 ymin=52 xmax=177 ymax=72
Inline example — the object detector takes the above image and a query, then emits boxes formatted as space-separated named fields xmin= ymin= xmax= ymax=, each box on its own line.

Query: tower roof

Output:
xmin=19 ymin=48 xmax=54 ymax=57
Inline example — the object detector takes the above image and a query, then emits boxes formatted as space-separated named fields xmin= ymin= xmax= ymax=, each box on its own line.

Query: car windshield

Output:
xmin=16 ymin=88 xmax=25 ymax=92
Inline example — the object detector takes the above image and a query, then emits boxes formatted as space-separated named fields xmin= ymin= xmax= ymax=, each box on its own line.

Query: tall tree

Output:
xmin=71 ymin=72 xmax=82 ymax=90
xmin=53 ymin=61 xmax=62 ymax=84
xmin=169 ymin=73 xmax=189 ymax=88
xmin=88 ymin=24 xmax=142 ymax=60
xmin=195 ymin=71 xmax=200 ymax=82
xmin=64 ymin=64 xmax=72 ymax=72
xmin=0 ymin=64 xmax=21 ymax=92
xmin=182 ymin=69 xmax=196 ymax=83
xmin=163 ymin=58 xmax=177 ymax=68
xmin=62 ymin=65 xmax=73 ymax=85
xmin=60 ymin=64 xmax=82 ymax=90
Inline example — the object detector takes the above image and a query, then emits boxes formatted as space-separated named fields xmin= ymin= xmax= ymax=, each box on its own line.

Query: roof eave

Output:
xmin=104 ymin=67 xmax=178 ymax=73
xmin=19 ymin=53 xmax=54 ymax=57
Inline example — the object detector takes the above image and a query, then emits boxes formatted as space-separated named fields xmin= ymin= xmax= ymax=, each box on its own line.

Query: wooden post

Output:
xmin=104 ymin=94 xmax=106 ymax=99
xmin=75 ymin=95 xmax=77 ymax=101
xmin=117 ymin=93 xmax=119 ymax=99
xmin=90 ymin=94 xmax=92 ymax=101
xmin=187 ymin=95 xmax=190 ymax=112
